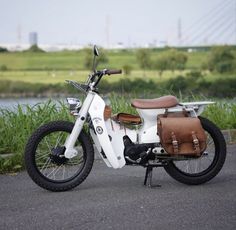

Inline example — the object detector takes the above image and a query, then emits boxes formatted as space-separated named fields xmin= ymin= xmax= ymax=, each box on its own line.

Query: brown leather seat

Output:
xmin=131 ymin=95 xmax=179 ymax=109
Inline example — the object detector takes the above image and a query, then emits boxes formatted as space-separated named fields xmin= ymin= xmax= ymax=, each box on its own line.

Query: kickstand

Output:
xmin=143 ymin=166 xmax=161 ymax=188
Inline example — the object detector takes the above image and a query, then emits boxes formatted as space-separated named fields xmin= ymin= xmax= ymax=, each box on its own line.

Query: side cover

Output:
xmin=88 ymin=94 xmax=126 ymax=169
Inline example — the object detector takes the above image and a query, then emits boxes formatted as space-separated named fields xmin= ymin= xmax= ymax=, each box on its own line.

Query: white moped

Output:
xmin=25 ymin=46 xmax=226 ymax=191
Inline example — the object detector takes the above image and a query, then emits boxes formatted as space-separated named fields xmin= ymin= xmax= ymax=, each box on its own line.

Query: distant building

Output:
xmin=29 ymin=32 xmax=38 ymax=46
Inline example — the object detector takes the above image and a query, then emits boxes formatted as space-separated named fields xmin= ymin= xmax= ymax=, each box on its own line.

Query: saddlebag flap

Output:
xmin=157 ymin=116 xmax=207 ymax=156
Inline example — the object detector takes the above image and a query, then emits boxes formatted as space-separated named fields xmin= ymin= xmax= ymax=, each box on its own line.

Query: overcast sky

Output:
xmin=1 ymin=0 xmax=235 ymax=47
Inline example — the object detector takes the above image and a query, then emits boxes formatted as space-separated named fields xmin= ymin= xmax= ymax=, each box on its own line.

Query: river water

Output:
xmin=0 ymin=98 xmax=59 ymax=110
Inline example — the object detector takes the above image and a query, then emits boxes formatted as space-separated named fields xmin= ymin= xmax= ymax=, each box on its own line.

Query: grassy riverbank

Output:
xmin=0 ymin=97 xmax=235 ymax=173
xmin=0 ymin=49 xmax=207 ymax=71
xmin=0 ymin=73 xmax=235 ymax=98
xmin=0 ymin=47 xmax=236 ymax=98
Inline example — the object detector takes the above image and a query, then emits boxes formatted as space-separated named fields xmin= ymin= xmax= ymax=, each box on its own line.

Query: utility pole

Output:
xmin=106 ymin=15 xmax=110 ymax=49
xmin=235 ymin=0 xmax=236 ymax=44
xmin=17 ymin=24 xmax=22 ymax=46
xmin=178 ymin=18 xmax=182 ymax=46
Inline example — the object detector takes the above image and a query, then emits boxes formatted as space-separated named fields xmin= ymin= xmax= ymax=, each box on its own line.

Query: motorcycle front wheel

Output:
xmin=25 ymin=121 xmax=94 ymax=192
xmin=164 ymin=116 xmax=226 ymax=185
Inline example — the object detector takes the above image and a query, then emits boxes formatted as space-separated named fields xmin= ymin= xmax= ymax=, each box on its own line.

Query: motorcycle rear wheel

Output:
xmin=25 ymin=121 xmax=94 ymax=192
xmin=164 ymin=116 xmax=226 ymax=185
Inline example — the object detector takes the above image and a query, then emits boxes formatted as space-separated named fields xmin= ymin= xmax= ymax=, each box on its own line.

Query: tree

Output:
xmin=207 ymin=46 xmax=235 ymax=73
xmin=153 ymin=56 xmax=168 ymax=76
xmin=153 ymin=49 xmax=188 ymax=75
xmin=165 ymin=49 xmax=188 ymax=71
xmin=175 ymin=51 xmax=188 ymax=71
xmin=25 ymin=45 xmax=45 ymax=53
xmin=0 ymin=47 xmax=8 ymax=52
xmin=136 ymin=49 xmax=151 ymax=72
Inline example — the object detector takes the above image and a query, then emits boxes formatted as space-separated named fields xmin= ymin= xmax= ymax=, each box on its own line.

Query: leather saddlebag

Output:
xmin=113 ymin=113 xmax=142 ymax=125
xmin=157 ymin=116 xmax=207 ymax=156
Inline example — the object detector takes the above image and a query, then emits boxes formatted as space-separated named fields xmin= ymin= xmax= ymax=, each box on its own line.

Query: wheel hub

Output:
xmin=50 ymin=146 xmax=67 ymax=165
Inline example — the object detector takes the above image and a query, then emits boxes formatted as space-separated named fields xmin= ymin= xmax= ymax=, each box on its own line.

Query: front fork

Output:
xmin=64 ymin=92 xmax=95 ymax=159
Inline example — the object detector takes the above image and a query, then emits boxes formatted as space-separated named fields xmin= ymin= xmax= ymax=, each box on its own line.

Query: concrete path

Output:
xmin=0 ymin=145 xmax=235 ymax=230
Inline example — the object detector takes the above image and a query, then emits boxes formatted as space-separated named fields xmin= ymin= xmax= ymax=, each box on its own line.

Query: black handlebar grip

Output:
xmin=106 ymin=69 xmax=122 ymax=75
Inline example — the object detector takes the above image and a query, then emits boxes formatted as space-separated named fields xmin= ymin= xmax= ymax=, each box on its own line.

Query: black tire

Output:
xmin=24 ymin=121 xmax=94 ymax=192
xmin=164 ymin=116 xmax=226 ymax=185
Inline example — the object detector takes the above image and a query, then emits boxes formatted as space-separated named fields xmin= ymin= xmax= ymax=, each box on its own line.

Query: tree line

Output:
xmin=135 ymin=46 xmax=236 ymax=75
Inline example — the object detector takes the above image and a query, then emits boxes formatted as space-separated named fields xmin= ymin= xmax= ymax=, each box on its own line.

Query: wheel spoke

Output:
xmin=46 ymin=165 xmax=60 ymax=179
xmin=62 ymin=165 xmax=66 ymax=180
xmin=38 ymin=134 xmax=85 ymax=181
xmin=40 ymin=157 xmax=52 ymax=173
xmin=26 ymin=121 xmax=94 ymax=191
xmin=36 ymin=152 xmax=49 ymax=161
xmin=55 ymin=132 xmax=65 ymax=148
xmin=207 ymin=139 xmax=214 ymax=147
xmin=44 ymin=137 xmax=52 ymax=152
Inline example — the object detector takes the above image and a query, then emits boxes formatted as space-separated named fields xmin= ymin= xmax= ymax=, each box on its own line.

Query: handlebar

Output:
xmin=68 ymin=68 xmax=122 ymax=93
xmin=105 ymin=69 xmax=122 ymax=75
xmin=91 ymin=69 xmax=122 ymax=88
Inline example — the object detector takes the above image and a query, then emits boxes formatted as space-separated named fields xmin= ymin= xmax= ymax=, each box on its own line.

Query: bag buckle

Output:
xmin=172 ymin=140 xmax=178 ymax=146
xmin=171 ymin=132 xmax=179 ymax=154
xmin=193 ymin=138 xmax=199 ymax=145
xmin=192 ymin=131 xmax=200 ymax=155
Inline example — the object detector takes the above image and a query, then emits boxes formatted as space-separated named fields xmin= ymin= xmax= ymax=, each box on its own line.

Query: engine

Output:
xmin=123 ymin=135 xmax=164 ymax=164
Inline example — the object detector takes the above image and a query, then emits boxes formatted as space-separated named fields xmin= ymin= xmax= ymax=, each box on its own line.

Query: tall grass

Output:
xmin=0 ymin=100 xmax=73 ymax=172
xmin=202 ymin=102 xmax=236 ymax=129
xmin=0 ymin=98 xmax=235 ymax=173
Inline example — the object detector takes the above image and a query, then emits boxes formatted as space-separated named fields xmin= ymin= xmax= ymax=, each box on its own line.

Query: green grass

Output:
xmin=0 ymin=49 xmax=207 ymax=71
xmin=0 ymin=70 xmax=178 ymax=84
xmin=0 ymin=69 xmax=228 ymax=85
xmin=0 ymin=98 xmax=235 ymax=173
xmin=0 ymin=70 xmax=89 ymax=84
xmin=203 ymin=102 xmax=236 ymax=129
xmin=0 ymin=100 xmax=73 ymax=172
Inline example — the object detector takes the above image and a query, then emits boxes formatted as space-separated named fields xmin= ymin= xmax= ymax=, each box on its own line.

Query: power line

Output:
xmin=190 ymin=6 xmax=234 ymax=45
xmin=210 ymin=17 xmax=235 ymax=44
xmin=179 ymin=0 xmax=235 ymax=46
xmin=181 ymin=0 xmax=232 ymax=41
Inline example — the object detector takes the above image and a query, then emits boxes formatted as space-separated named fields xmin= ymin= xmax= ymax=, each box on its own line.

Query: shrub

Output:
xmin=207 ymin=46 xmax=235 ymax=73
xmin=122 ymin=65 xmax=132 ymax=75
xmin=0 ymin=65 xmax=7 ymax=71
xmin=165 ymin=76 xmax=188 ymax=92
xmin=0 ymin=47 xmax=8 ymax=52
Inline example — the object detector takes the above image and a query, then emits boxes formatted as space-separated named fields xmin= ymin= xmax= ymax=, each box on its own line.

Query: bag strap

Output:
xmin=171 ymin=132 xmax=179 ymax=154
xmin=163 ymin=109 xmax=188 ymax=118
xmin=192 ymin=131 xmax=200 ymax=156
